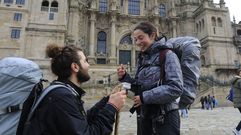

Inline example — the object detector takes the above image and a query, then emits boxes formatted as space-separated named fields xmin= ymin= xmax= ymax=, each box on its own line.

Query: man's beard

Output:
xmin=77 ymin=69 xmax=90 ymax=83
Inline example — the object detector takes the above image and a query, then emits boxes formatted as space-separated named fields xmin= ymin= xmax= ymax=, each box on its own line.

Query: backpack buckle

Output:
xmin=6 ymin=104 xmax=22 ymax=113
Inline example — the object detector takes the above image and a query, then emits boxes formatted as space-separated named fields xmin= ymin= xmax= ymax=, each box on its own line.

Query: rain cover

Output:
xmin=0 ymin=57 xmax=42 ymax=135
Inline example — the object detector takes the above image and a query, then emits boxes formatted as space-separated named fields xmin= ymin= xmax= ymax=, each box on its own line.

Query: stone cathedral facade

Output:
xmin=1 ymin=0 xmax=241 ymax=85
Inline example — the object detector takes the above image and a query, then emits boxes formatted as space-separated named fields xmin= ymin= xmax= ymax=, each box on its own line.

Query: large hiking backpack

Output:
xmin=16 ymin=81 xmax=78 ymax=135
xmin=0 ymin=57 xmax=42 ymax=135
xmin=159 ymin=36 xmax=201 ymax=109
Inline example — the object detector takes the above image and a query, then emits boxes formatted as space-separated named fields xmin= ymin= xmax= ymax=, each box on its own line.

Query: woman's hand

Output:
xmin=133 ymin=96 xmax=142 ymax=108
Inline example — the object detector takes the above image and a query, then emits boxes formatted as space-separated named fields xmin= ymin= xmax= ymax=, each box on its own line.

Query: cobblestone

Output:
xmin=116 ymin=107 xmax=240 ymax=135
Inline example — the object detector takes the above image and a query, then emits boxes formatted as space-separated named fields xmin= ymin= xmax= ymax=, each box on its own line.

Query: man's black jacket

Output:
xmin=17 ymin=80 xmax=117 ymax=135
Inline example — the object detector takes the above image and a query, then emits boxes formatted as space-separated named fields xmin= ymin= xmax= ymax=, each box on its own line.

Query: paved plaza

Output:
xmin=116 ymin=107 xmax=241 ymax=135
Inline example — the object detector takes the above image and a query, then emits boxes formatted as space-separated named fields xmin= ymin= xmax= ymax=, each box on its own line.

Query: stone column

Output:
xmin=154 ymin=18 xmax=160 ymax=34
xmin=124 ymin=0 xmax=128 ymax=14
xmin=172 ymin=20 xmax=177 ymax=38
xmin=67 ymin=7 xmax=79 ymax=46
xmin=170 ymin=0 xmax=177 ymax=38
xmin=171 ymin=0 xmax=176 ymax=16
xmin=88 ymin=12 xmax=96 ymax=64
xmin=154 ymin=0 xmax=159 ymax=15
xmin=140 ymin=0 xmax=144 ymax=16
xmin=110 ymin=0 xmax=117 ymax=10
xmin=109 ymin=14 xmax=117 ymax=65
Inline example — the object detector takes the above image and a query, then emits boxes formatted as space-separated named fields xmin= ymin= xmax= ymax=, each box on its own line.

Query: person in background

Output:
xmin=212 ymin=96 xmax=217 ymax=108
xmin=200 ymin=96 xmax=205 ymax=109
xmin=204 ymin=96 xmax=208 ymax=110
xmin=232 ymin=69 xmax=241 ymax=135
xmin=207 ymin=95 xmax=213 ymax=110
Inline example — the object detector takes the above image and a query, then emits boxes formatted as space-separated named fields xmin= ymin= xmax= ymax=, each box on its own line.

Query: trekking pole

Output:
xmin=114 ymin=112 xmax=120 ymax=135
xmin=112 ymin=84 xmax=123 ymax=135
xmin=113 ymin=82 xmax=130 ymax=135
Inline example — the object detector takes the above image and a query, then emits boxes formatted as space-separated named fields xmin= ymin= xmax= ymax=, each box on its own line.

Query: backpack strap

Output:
xmin=159 ymin=49 xmax=170 ymax=85
xmin=0 ymin=79 xmax=48 ymax=115
xmin=232 ymin=77 xmax=240 ymax=85
xmin=26 ymin=84 xmax=78 ymax=121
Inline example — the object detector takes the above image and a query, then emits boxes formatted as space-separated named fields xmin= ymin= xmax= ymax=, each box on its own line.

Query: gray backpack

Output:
xmin=160 ymin=36 xmax=201 ymax=109
xmin=0 ymin=57 xmax=42 ymax=135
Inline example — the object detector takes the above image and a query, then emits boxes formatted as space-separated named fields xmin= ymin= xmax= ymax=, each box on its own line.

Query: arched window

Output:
xmin=50 ymin=1 xmax=58 ymax=12
xmin=41 ymin=0 xmax=49 ymax=11
xmin=51 ymin=1 xmax=58 ymax=7
xmin=159 ymin=4 xmax=166 ymax=17
xmin=199 ymin=21 xmax=201 ymax=32
xmin=97 ymin=31 xmax=107 ymax=54
xmin=120 ymin=34 xmax=133 ymax=44
xmin=99 ymin=0 xmax=107 ymax=12
xmin=217 ymin=18 xmax=222 ymax=27
xmin=211 ymin=17 xmax=216 ymax=26
xmin=128 ymin=0 xmax=140 ymax=15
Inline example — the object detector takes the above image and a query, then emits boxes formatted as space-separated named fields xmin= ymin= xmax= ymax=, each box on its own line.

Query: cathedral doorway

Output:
xmin=118 ymin=33 xmax=139 ymax=70
xmin=119 ymin=50 xmax=131 ymax=66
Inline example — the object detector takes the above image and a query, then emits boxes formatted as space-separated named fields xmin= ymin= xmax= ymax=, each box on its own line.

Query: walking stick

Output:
xmin=114 ymin=112 xmax=120 ymax=135
xmin=113 ymin=84 xmax=122 ymax=135
xmin=112 ymin=82 xmax=130 ymax=135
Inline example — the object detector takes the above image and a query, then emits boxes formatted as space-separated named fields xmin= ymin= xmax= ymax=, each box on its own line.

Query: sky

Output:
xmin=213 ymin=0 xmax=241 ymax=23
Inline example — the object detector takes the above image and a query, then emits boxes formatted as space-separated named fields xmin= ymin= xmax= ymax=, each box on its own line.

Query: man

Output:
xmin=17 ymin=44 xmax=126 ymax=135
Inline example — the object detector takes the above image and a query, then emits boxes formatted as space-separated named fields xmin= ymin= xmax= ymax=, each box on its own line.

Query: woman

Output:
xmin=117 ymin=22 xmax=183 ymax=135
xmin=232 ymin=69 xmax=241 ymax=135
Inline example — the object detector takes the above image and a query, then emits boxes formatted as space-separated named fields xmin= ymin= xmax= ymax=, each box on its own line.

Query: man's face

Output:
xmin=77 ymin=51 xmax=90 ymax=83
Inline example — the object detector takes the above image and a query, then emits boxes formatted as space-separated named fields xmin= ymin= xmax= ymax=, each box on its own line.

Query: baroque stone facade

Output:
xmin=1 ymin=0 xmax=241 ymax=86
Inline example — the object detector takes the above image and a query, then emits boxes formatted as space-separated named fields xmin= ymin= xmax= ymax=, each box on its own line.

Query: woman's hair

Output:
xmin=133 ymin=21 xmax=163 ymax=41
xmin=46 ymin=43 xmax=82 ymax=79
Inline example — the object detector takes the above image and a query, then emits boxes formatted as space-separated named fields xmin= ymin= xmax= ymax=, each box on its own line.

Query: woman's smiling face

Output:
xmin=133 ymin=29 xmax=155 ymax=52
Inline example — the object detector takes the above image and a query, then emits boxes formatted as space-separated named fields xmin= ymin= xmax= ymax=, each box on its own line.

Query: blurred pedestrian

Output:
xmin=232 ymin=69 xmax=241 ymax=135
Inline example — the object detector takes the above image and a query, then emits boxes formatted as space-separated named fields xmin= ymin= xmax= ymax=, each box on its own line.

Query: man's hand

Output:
xmin=133 ymin=96 xmax=142 ymax=108
xmin=108 ymin=90 xmax=127 ymax=111
xmin=111 ymin=83 xmax=124 ymax=94
xmin=117 ymin=64 xmax=126 ymax=79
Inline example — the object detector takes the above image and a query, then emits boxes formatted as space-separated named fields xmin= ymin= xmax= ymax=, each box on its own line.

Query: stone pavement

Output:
xmin=116 ymin=107 xmax=241 ymax=135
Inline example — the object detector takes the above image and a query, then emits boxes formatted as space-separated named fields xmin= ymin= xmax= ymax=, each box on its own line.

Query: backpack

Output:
xmin=16 ymin=81 xmax=78 ymax=135
xmin=226 ymin=86 xmax=234 ymax=102
xmin=226 ymin=78 xmax=240 ymax=102
xmin=159 ymin=36 xmax=201 ymax=109
xmin=0 ymin=57 xmax=42 ymax=135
